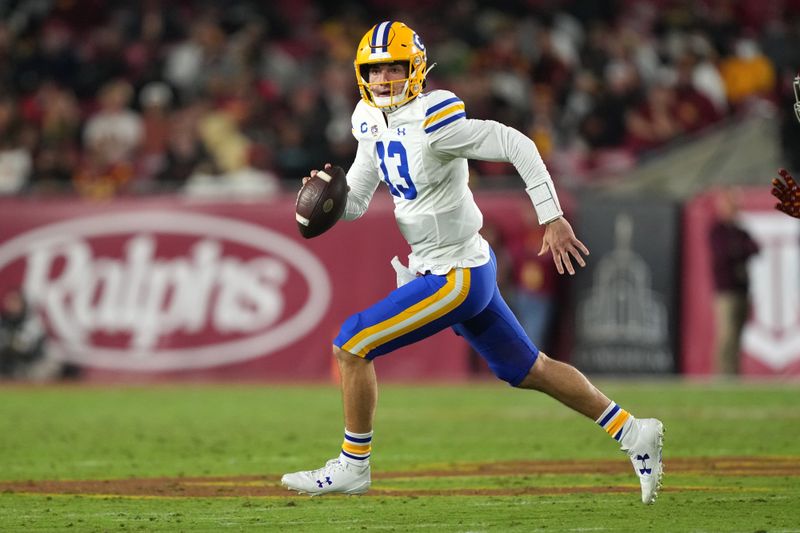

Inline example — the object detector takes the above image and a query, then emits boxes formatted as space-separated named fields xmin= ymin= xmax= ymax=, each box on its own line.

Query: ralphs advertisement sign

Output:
xmin=0 ymin=207 xmax=331 ymax=372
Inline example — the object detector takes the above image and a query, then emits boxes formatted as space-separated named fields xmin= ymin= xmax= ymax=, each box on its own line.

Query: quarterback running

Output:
xmin=282 ymin=20 xmax=664 ymax=504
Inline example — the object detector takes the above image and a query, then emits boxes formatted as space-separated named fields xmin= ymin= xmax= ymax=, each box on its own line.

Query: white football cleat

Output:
xmin=281 ymin=458 xmax=371 ymax=496
xmin=625 ymin=418 xmax=664 ymax=504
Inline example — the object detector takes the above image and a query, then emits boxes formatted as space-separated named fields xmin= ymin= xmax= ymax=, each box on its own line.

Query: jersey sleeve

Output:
xmin=421 ymin=90 xmax=467 ymax=135
xmin=350 ymin=100 xmax=383 ymax=142
xmin=427 ymin=103 xmax=563 ymax=225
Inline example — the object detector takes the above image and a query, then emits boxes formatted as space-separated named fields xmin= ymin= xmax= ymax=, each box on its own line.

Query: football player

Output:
xmin=770 ymin=75 xmax=800 ymax=217
xmin=282 ymin=21 xmax=664 ymax=504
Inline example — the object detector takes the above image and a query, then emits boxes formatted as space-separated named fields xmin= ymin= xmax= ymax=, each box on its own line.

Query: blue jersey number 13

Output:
xmin=376 ymin=141 xmax=417 ymax=200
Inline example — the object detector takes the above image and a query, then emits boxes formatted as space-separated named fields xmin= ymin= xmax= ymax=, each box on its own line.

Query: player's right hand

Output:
xmin=298 ymin=163 xmax=333 ymax=200
xmin=771 ymin=168 xmax=800 ymax=219
xmin=306 ymin=163 xmax=333 ymax=183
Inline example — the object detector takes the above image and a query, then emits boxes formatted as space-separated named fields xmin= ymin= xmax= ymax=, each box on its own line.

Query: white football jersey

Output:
xmin=344 ymin=89 xmax=562 ymax=275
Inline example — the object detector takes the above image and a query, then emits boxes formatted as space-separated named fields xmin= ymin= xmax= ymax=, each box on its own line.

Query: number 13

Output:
xmin=377 ymin=141 xmax=417 ymax=200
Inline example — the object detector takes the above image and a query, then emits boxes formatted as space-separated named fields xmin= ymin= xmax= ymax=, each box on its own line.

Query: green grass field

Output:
xmin=0 ymin=379 xmax=798 ymax=532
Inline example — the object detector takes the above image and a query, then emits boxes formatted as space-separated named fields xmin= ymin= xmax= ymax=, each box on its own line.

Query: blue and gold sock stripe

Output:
xmin=597 ymin=403 xmax=631 ymax=441
xmin=345 ymin=434 xmax=372 ymax=444
xmin=342 ymin=431 xmax=372 ymax=461
xmin=341 ymin=442 xmax=371 ymax=460
xmin=424 ymin=96 xmax=466 ymax=133
xmin=342 ymin=269 xmax=471 ymax=357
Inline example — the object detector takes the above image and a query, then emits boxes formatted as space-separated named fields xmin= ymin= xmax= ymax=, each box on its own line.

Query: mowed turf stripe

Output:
xmin=1 ymin=484 xmax=788 ymax=500
xmin=0 ymin=456 xmax=797 ymax=498
xmin=375 ymin=456 xmax=800 ymax=478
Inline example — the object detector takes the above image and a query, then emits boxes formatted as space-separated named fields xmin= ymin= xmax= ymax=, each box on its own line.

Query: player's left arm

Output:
xmin=429 ymin=109 xmax=589 ymax=274
xmin=430 ymin=113 xmax=562 ymax=220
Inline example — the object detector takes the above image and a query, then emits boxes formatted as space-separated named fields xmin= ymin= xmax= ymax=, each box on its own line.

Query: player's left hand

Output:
xmin=771 ymin=168 xmax=800 ymax=219
xmin=539 ymin=217 xmax=590 ymax=276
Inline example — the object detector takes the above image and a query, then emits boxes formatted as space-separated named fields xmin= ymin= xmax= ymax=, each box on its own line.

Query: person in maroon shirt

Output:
xmin=709 ymin=189 xmax=760 ymax=375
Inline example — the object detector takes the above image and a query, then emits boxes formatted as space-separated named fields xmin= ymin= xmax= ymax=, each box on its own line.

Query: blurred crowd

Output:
xmin=0 ymin=287 xmax=80 ymax=381
xmin=0 ymin=0 xmax=798 ymax=200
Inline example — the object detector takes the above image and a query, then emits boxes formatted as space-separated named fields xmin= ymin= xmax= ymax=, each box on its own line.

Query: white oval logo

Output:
xmin=0 ymin=211 xmax=331 ymax=371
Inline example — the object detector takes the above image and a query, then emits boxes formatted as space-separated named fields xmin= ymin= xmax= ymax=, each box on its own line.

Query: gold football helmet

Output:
xmin=354 ymin=21 xmax=428 ymax=111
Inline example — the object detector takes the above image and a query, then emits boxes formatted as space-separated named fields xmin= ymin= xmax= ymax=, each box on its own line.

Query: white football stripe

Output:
xmin=374 ymin=21 xmax=391 ymax=49
xmin=295 ymin=213 xmax=310 ymax=226
xmin=317 ymin=171 xmax=332 ymax=183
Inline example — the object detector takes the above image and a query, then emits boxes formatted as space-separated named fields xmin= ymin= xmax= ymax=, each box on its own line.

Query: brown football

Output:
xmin=295 ymin=165 xmax=348 ymax=239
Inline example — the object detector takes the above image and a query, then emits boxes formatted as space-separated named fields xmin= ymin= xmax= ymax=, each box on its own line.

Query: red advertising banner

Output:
xmin=0 ymin=191 xmax=536 ymax=382
xmin=682 ymin=186 xmax=800 ymax=376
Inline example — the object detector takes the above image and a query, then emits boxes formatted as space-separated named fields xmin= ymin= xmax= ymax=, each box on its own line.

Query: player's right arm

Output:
xmin=342 ymin=141 xmax=380 ymax=221
xmin=342 ymin=102 xmax=382 ymax=221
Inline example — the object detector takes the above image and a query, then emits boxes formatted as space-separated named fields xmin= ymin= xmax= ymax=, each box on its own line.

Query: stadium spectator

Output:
xmin=467 ymin=222 xmax=516 ymax=376
xmin=673 ymin=56 xmax=722 ymax=133
xmin=23 ymin=82 xmax=82 ymax=195
xmin=709 ymin=187 xmax=760 ymax=375
xmin=273 ymin=85 xmax=333 ymax=180
xmin=572 ymin=63 xmax=640 ymax=175
xmin=625 ymin=73 xmax=684 ymax=154
xmin=719 ymin=37 xmax=776 ymax=108
xmin=683 ymin=34 xmax=728 ymax=114
xmin=0 ymin=94 xmax=32 ymax=194
xmin=75 ymin=79 xmax=143 ymax=198
xmin=507 ymin=213 xmax=561 ymax=351
xmin=135 ymin=81 xmax=174 ymax=187
xmin=153 ymin=100 xmax=219 ymax=192
xmin=163 ymin=16 xmax=230 ymax=102
xmin=0 ymin=288 xmax=49 ymax=380
xmin=198 ymin=97 xmax=253 ymax=173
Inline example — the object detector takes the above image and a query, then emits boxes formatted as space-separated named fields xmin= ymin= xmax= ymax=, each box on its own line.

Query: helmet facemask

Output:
xmin=358 ymin=58 xmax=424 ymax=111
xmin=368 ymin=76 xmax=409 ymax=110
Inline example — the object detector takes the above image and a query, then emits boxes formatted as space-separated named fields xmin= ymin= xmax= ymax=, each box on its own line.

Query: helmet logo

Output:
xmin=413 ymin=33 xmax=426 ymax=52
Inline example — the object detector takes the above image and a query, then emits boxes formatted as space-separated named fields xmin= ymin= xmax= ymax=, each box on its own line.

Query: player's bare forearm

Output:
xmin=538 ymin=217 xmax=590 ymax=276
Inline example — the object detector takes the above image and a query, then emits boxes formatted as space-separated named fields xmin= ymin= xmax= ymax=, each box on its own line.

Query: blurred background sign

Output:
xmin=571 ymin=197 xmax=680 ymax=375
